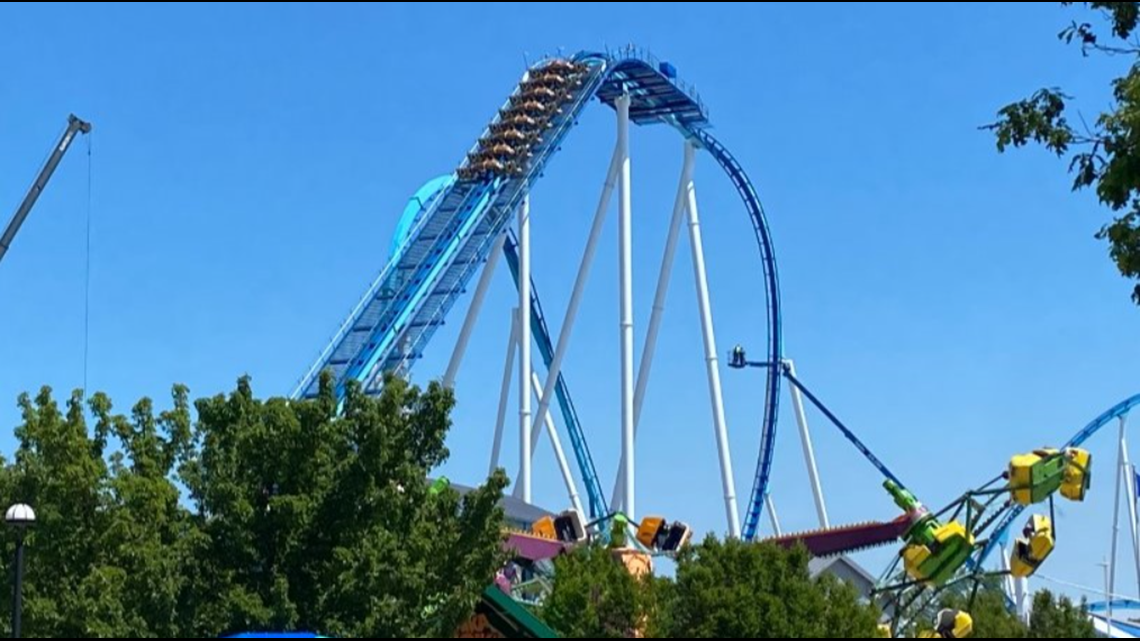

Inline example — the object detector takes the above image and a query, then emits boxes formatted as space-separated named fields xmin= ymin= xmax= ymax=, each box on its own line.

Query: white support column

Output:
xmin=765 ymin=494 xmax=783 ymax=537
xmin=444 ymin=231 xmax=507 ymax=390
xmin=999 ymin=544 xmax=1016 ymax=604
xmin=1016 ymin=577 xmax=1030 ymax=624
xmin=490 ymin=311 xmax=519 ymax=477
xmin=616 ymin=92 xmax=636 ymax=519
xmin=1126 ymin=465 xmax=1140 ymax=597
xmin=527 ymin=147 xmax=622 ymax=456
xmin=1110 ymin=416 xmax=1127 ymax=624
xmin=610 ymin=139 xmax=694 ymax=512
xmin=1104 ymin=559 xmax=1116 ymax=637
xmin=684 ymin=150 xmax=741 ymax=539
xmin=519 ymin=196 xmax=533 ymax=504
xmin=1121 ymin=415 xmax=1140 ymax=596
xmin=531 ymin=371 xmax=586 ymax=517
xmin=784 ymin=359 xmax=830 ymax=529
xmin=999 ymin=544 xmax=1032 ymax=622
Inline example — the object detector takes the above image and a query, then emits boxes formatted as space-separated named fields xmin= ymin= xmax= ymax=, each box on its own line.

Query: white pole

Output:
xmin=784 ymin=359 xmax=830 ymax=529
xmin=1110 ymin=418 xmax=1126 ymax=629
xmin=519 ymin=196 xmax=533 ymax=504
xmin=490 ymin=311 xmax=519 ymax=477
xmin=527 ymin=147 xmax=622 ymax=456
xmin=1016 ymin=576 xmax=1030 ymax=624
xmin=999 ymin=543 xmax=1016 ymax=602
xmin=684 ymin=153 xmax=741 ymax=539
xmin=765 ymin=494 xmax=783 ymax=537
xmin=1104 ymin=560 xmax=1115 ymax=637
xmin=617 ymin=91 xmax=636 ymax=520
xmin=610 ymin=138 xmax=694 ymax=512
xmin=1120 ymin=415 xmax=1140 ymax=596
xmin=1126 ymin=465 xmax=1140 ymax=597
xmin=1001 ymin=544 xmax=1031 ymax=622
xmin=444 ymin=231 xmax=507 ymax=389
xmin=531 ymin=371 xmax=586 ymax=517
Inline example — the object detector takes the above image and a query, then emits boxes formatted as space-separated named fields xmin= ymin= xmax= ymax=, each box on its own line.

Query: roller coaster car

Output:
xmin=470 ymin=158 xmax=507 ymax=174
xmin=487 ymin=129 xmax=533 ymax=146
xmin=496 ymin=114 xmax=542 ymax=131
xmin=1009 ymin=448 xmax=1092 ymax=506
xmin=526 ymin=73 xmax=572 ymax=89
xmin=1010 ymin=514 xmax=1054 ymax=578
xmin=542 ymin=59 xmax=584 ymax=75
xmin=901 ymin=520 xmax=975 ymax=586
xmin=500 ymin=108 xmax=553 ymax=128
xmin=460 ymin=158 xmax=524 ymax=180
xmin=468 ymin=154 xmax=531 ymax=169
xmin=514 ymin=87 xmax=562 ymax=104
xmin=636 ymin=516 xmax=692 ymax=553
xmin=491 ymin=118 xmax=538 ymax=133
xmin=876 ymin=624 xmax=892 ymax=638
xmin=469 ymin=144 xmax=523 ymax=162
xmin=511 ymin=100 xmax=548 ymax=115
xmin=917 ymin=609 xmax=973 ymax=639
xmin=1061 ymin=447 xmax=1092 ymax=502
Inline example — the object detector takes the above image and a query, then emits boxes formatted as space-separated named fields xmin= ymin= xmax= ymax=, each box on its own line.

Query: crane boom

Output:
xmin=0 ymin=114 xmax=92 ymax=267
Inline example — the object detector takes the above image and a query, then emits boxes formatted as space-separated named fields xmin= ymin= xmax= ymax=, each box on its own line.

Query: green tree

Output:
xmin=180 ymin=372 xmax=509 ymax=637
xmin=541 ymin=544 xmax=658 ymax=638
xmin=940 ymin=586 xmax=1027 ymax=639
xmin=4 ymin=386 xmax=196 ymax=637
xmin=667 ymin=538 xmax=880 ymax=638
xmin=2 ymin=372 xmax=508 ymax=637
xmin=987 ymin=2 xmax=1140 ymax=303
xmin=1029 ymin=590 xmax=1097 ymax=638
xmin=936 ymin=586 xmax=1097 ymax=639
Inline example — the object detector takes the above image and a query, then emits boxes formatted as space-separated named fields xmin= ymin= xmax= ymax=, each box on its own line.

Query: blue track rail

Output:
xmin=690 ymin=127 xmax=783 ymax=541
xmin=292 ymin=58 xmax=610 ymax=400
xmin=976 ymin=393 xmax=1140 ymax=566
xmin=294 ymin=48 xmax=783 ymax=535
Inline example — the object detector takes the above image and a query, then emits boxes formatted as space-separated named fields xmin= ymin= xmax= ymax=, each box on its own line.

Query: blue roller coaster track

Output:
xmin=292 ymin=47 xmax=783 ymax=539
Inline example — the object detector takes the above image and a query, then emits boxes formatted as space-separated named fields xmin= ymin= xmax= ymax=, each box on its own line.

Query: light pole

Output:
xmin=1100 ymin=558 xmax=1114 ymax=637
xmin=6 ymin=504 xmax=34 ymax=639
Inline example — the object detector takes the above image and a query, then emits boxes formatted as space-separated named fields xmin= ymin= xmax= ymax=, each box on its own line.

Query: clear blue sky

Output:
xmin=1 ymin=1 xmax=1137 ymax=600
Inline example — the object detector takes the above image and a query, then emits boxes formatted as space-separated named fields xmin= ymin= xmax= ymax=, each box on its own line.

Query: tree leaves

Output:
xmin=1029 ymin=590 xmax=1097 ymax=638
xmin=989 ymin=2 xmax=1140 ymax=304
xmin=542 ymin=544 xmax=653 ymax=638
xmin=1 ymin=373 xmax=506 ymax=637
xmin=940 ymin=587 xmax=1097 ymax=638
xmin=669 ymin=538 xmax=880 ymax=638
xmin=543 ymin=537 xmax=881 ymax=638
xmin=939 ymin=587 xmax=1027 ymax=638
xmin=987 ymin=89 xmax=1075 ymax=155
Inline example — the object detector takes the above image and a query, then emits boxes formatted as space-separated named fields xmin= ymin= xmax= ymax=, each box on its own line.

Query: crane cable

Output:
xmin=83 ymin=131 xmax=93 ymax=395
